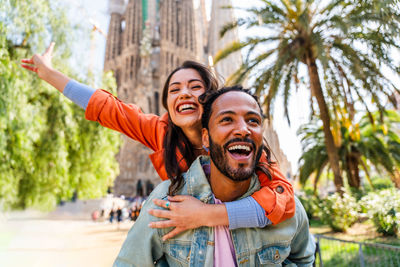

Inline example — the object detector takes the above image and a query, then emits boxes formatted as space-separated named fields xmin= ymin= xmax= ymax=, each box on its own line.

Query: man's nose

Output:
xmin=234 ymin=119 xmax=251 ymax=137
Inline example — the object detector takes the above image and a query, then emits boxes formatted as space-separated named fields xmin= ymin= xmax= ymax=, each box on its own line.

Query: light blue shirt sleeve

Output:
xmin=63 ymin=80 xmax=96 ymax=110
xmin=225 ymin=196 xmax=272 ymax=229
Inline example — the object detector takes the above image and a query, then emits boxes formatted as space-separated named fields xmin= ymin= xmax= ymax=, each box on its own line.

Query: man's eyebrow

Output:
xmin=215 ymin=110 xmax=236 ymax=116
xmin=215 ymin=110 xmax=262 ymax=117
xmin=247 ymin=111 xmax=263 ymax=117
xmin=169 ymin=79 xmax=203 ymax=87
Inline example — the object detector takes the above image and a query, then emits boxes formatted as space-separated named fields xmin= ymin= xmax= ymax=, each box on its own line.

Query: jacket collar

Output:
xmin=184 ymin=156 xmax=260 ymax=203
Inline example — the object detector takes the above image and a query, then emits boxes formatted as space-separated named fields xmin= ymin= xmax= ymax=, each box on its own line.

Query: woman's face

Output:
xmin=167 ymin=68 xmax=206 ymax=131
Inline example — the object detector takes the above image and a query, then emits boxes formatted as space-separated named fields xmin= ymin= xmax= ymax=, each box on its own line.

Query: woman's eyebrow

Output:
xmin=169 ymin=81 xmax=181 ymax=87
xmin=188 ymin=79 xmax=203 ymax=84
xmin=169 ymin=79 xmax=203 ymax=88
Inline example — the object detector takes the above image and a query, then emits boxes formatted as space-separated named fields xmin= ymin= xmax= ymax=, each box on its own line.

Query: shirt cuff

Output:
xmin=225 ymin=196 xmax=272 ymax=229
xmin=63 ymin=80 xmax=96 ymax=109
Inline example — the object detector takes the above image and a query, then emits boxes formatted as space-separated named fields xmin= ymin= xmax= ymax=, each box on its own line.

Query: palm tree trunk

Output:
xmin=391 ymin=170 xmax=400 ymax=189
xmin=306 ymin=54 xmax=344 ymax=192
xmin=346 ymin=153 xmax=361 ymax=189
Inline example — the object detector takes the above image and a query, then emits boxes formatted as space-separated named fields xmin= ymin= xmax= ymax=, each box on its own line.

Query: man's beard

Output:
xmin=209 ymin=137 xmax=263 ymax=182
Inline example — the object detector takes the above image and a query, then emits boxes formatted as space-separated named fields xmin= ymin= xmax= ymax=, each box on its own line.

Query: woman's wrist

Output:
xmin=202 ymin=203 xmax=229 ymax=227
xmin=38 ymin=64 xmax=54 ymax=81
xmin=44 ymin=68 xmax=71 ymax=93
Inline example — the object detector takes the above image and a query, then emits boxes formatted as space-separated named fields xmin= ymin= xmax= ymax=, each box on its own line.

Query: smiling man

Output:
xmin=114 ymin=86 xmax=315 ymax=267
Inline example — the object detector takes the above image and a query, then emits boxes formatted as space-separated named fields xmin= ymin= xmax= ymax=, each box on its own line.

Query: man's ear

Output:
xmin=202 ymin=128 xmax=210 ymax=148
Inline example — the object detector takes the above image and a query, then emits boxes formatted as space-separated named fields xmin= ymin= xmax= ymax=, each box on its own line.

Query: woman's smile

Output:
xmin=167 ymin=68 xmax=205 ymax=130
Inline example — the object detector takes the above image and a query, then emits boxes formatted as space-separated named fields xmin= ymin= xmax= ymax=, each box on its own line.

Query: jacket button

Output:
xmin=274 ymin=250 xmax=280 ymax=260
xmin=276 ymin=186 xmax=284 ymax=194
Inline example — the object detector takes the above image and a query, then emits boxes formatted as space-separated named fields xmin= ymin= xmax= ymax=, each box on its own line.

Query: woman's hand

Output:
xmin=20 ymin=42 xmax=70 ymax=92
xmin=148 ymin=195 xmax=229 ymax=240
xmin=148 ymin=195 xmax=208 ymax=240
xmin=21 ymin=42 xmax=55 ymax=79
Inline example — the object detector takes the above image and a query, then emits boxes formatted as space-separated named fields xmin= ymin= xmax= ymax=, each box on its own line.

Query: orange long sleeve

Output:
xmin=252 ymin=153 xmax=296 ymax=225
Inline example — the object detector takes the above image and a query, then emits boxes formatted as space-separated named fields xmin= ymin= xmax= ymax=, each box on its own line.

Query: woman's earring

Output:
xmin=202 ymin=145 xmax=209 ymax=153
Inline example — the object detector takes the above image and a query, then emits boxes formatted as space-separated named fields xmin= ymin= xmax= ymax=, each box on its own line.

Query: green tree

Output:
xmin=298 ymin=110 xmax=400 ymax=191
xmin=0 ymin=0 xmax=121 ymax=210
xmin=215 ymin=0 xmax=400 ymax=192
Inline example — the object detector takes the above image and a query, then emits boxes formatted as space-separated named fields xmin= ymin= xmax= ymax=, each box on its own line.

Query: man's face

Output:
xmin=202 ymin=91 xmax=264 ymax=182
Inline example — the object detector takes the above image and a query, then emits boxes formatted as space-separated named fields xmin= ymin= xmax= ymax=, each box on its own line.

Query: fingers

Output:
xmin=148 ymin=219 xmax=176 ymax=229
xmin=44 ymin=42 xmax=55 ymax=56
xmin=153 ymin=198 xmax=173 ymax=209
xmin=21 ymin=59 xmax=34 ymax=64
xmin=162 ymin=228 xmax=186 ymax=241
xmin=148 ymin=208 xmax=171 ymax=219
xmin=167 ymin=195 xmax=190 ymax=202
xmin=21 ymin=64 xmax=38 ymax=73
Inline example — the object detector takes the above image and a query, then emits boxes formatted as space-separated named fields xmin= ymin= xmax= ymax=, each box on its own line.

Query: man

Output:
xmin=114 ymin=86 xmax=315 ymax=266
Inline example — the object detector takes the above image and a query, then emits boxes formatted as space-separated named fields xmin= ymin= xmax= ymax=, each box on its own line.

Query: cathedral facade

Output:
xmin=104 ymin=0 xmax=291 ymax=197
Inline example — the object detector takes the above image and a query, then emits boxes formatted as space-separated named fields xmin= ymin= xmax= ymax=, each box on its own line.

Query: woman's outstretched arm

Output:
xmin=21 ymin=43 xmax=164 ymax=152
xmin=21 ymin=42 xmax=70 ymax=93
xmin=22 ymin=43 xmax=97 ymax=109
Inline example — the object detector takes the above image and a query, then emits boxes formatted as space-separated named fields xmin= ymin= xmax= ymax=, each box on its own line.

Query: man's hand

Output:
xmin=21 ymin=42 xmax=55 ymax=80
xmin=148 ymin=195 xmax=208 ymax=241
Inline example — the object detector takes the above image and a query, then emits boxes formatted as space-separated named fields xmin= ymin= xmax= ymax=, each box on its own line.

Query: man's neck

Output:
xmin=208 ymin=162 xmax=251 ymax=202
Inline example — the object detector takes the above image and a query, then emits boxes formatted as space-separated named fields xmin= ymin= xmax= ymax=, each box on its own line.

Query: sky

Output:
xmin=67 ymin=0 xmax=309 ymax=172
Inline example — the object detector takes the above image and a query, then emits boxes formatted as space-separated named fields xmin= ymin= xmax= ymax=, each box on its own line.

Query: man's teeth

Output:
xmin=178 ymin=104 xmax=196 ymax=112
xmin=228 ymin=145 xmax=251 ymax=152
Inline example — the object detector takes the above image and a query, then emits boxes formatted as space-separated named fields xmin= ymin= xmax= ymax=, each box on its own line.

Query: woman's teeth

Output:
xmin=178 ymin=104 xmax=196 ymax=112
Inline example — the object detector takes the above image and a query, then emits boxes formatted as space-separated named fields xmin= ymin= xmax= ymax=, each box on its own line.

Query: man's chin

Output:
xmin=225 ymin=167 xmax=253 ymax=182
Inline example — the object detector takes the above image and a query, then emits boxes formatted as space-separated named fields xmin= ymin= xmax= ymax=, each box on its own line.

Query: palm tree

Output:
xmin=298 ymin=110 xmax=400 ymax=191
xmin=215 ymin=0 xmax=400 ymax=192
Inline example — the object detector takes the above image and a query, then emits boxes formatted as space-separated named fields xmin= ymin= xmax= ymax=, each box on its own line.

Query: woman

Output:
xmin=21 ymin=43 xmax=295 ymax=240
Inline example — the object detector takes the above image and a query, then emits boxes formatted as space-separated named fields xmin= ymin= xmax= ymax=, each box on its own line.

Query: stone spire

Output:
xmin=208 ymin=0 xmax=242 ymax=82
xmin=103 ymin=0 xmax=203 ymax=197
xmin=108 ymin=0 xmax=126 ymax=14
xmin=105 ymin=0 xmax=126 ymax=63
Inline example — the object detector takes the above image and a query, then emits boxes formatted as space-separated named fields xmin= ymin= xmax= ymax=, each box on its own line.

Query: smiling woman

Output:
xmin=166 ymin=69 xmax=206 ymax=143
xmin=21 ymin=44 xmax=295 ymax=242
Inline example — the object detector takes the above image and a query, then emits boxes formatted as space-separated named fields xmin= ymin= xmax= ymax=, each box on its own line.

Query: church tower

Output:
xmin=207 ymin=0 xmax=242 ymax=80
xmin=104 ymin=0 xmax=203 ymax=196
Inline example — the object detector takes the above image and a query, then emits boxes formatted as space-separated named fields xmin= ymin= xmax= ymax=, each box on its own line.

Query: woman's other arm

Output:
xmin=21 ymin=42 xmax=70 ymax=93
xmin=21 ymin=43 xmax=165 ymax=152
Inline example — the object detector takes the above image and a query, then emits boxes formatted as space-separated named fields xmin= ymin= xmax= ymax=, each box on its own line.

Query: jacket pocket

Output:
xmin=167 ymin=241 xmax=192 ymax=265
xmin=256 ymin=245 xmax=290 ymax=266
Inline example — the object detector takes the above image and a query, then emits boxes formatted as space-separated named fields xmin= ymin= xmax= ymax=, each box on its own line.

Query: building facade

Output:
xmin=104 ymin=0 xmax=292 ymax=197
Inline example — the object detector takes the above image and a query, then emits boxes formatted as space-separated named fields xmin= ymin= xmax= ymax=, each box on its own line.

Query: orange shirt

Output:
xmin=86 ymin=89 xmax=295 ymax=224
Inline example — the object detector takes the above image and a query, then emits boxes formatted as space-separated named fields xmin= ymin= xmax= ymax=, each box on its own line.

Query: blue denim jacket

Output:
xmin=114 ymin=156 xmax=315 ymax=267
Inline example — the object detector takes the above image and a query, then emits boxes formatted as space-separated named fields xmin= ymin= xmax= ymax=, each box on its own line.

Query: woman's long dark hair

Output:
xmin=162 ymin=61 xmax=219 ymax=195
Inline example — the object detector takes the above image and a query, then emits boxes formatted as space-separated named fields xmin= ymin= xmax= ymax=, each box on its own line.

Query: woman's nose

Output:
xmin=178 ymin=86 xmax=192 ymax=99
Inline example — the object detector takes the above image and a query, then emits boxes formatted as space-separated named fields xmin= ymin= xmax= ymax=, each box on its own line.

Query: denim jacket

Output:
xmin=114 ymin=156 xmax=315 ymax=267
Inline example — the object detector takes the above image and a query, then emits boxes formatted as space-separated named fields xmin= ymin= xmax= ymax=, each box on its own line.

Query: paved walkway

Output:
xmin=0 ymin=211 xmax=134 ymax=267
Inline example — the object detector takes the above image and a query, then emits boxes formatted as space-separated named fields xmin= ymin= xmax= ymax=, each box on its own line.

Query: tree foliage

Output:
xmin=0 ymin=0 xmax=121 ymax=210
xmin=216 ymin=0 xmax=400 ymax=192
xmin=298 ymin=110 xmax=400 ymax=190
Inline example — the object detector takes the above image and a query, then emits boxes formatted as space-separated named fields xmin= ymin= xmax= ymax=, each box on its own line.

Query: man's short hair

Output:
xmin=199 ymin=85 xmax=264 ymax=130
